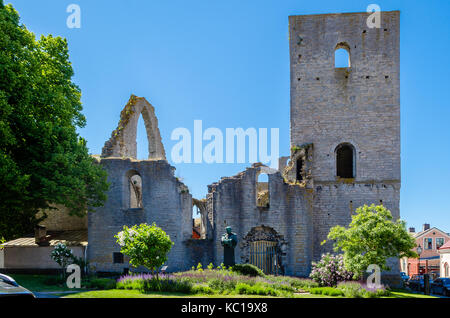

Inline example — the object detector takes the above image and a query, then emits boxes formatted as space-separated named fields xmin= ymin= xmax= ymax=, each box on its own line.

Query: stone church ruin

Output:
xmin=2 ymin=12 xmax=401 ymax=284
xmin=89 ymin=11 xmax=401 ymax=283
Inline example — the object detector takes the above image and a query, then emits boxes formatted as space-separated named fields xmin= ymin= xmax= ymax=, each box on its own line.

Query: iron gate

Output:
xmin=249 ymin=240 xmax=279 ymax=275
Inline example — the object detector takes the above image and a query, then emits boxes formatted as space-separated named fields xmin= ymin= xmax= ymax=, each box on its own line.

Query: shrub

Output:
xmin=235 ymin=283 xmax=278 ymax=296
xmin=116 ymin=274 xmax=192 ymax=293
xmin=208 ymin=277 xmax=236 ymax=292
xmin=192 ymin=284 xmax=214 ymax=295
xmin=231 ymin=264 xmax=265 ymax=277
xmin=51 ymin=243 xmax=74 ymax=274
xmin=115 ymin=223 xmax=173 ymax=274
xmin=310 ymin=287 xmax=344 ymax=297
xmin=337 ymin=281 xmax=391 ymax=298
xmin=309 ymin=253 xmax=354 ymax=286
xmin=271 ymin=276 xmax=319 ymax=290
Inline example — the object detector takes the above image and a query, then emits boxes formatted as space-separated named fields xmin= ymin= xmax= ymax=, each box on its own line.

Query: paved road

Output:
xmin=33 ymin=291 xmax=80 ymax=298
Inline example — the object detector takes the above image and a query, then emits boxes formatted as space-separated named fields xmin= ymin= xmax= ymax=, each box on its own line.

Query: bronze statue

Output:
xmin=221 ymin=226 xmax=238 ymax=267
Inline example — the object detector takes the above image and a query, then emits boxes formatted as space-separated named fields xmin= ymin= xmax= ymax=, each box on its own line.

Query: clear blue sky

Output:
xmin=7 ymin=0 xmax=450 ymax=231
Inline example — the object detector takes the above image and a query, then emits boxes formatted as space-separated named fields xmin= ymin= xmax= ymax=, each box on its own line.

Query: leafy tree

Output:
xmin=51 ymin=243 xmax=74 ymax=278
xmin=115 ymin=223 xmax=174 ymax=277
xmin=326 ymin=204 xmax=417 ymax=278
xmin=0 ymin=2 xmax=109 ymax=239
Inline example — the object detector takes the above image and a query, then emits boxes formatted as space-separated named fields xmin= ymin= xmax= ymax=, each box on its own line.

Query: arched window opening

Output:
xmin=136 ymin=114 xmax=149 ymax=159
xmin=335 ymin=43 xmax=351 ymax=68
xmin=296 ymin=158 xmax=304 ymax=181
xmin=129 ymin=173 xmax=143 ymax=208
xmin=256 ymin=173 xmax=269 ymax=208
xmin=445 ymin=262 xmax=449 ymax=277
xmin=336 ymin=143 xmax=355 ymax=178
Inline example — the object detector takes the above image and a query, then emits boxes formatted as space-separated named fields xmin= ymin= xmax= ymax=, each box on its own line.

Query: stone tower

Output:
xmin=288 ymin=12 xmax=401 ymax=280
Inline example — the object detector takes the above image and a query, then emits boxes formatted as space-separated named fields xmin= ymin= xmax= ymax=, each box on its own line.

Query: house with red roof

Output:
xmin=439 ymin=240 xmax=450 ymax=278
xmin=400 ymin=223 xmax=450 ymax=277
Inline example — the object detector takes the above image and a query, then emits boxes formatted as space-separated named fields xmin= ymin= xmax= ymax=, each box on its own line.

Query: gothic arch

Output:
xmin=101 ymin=95 xmax=166 ymax=160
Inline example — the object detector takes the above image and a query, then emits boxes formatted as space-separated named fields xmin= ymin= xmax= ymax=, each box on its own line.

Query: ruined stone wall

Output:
xmin=88 ymin=158 xmax=193 ymax=272
xmin=207 ymin=164 xmax=313 ymax=276
xmin=38 ymin=205 xmax=87 ymax=231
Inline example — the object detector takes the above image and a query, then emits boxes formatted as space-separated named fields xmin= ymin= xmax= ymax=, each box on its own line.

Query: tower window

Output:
xmin=335 ymin=42 xmax=351 ymax=68
xmin=336 ymin=143 xmax=355 ymax=178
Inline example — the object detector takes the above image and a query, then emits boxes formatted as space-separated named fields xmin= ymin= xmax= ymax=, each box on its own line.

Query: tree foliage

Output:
xmin=0 ymin=2 xmax=109 ymax=239
xmin=327 ymin=204 xmax=417 ymax=278
xmin=115 ymin=223 xmax=174 ymax=274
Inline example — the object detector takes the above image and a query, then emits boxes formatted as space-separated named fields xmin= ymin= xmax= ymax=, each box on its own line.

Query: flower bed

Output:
xmin=116 ymin=268 xmax=317 ymax=296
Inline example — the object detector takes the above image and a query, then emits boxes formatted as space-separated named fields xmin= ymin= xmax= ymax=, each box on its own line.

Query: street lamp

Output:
xmin=417 ymin=245 xmax=422 ymax=274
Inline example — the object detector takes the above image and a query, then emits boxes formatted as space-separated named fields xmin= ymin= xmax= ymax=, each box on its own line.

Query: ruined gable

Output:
xmin=101 ymin=95 xmax=166 ymax=160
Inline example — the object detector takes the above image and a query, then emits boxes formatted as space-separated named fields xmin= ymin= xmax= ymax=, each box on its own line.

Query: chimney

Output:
xmin=423 ymin=223 xmax=430 ymax=232
xmin=34 ymin=225 xmax=49 ymax=246
xmin=409 ymin=227 xmax=415 ymax=233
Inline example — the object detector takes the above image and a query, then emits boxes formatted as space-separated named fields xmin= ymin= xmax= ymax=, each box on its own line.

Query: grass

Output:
xmin=11 ymin=274 xmax=86 ymax=292
xmin=10 ymin=273 xmax=440 ymax=299
xmin=388 ymin=291 xmax=438 ymax=298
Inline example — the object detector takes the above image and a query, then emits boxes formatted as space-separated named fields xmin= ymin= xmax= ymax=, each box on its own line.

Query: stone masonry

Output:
xmin=88 ymin=11 xmax=401 ymax=284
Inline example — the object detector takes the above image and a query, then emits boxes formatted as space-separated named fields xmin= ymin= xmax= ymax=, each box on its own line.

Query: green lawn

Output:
xmin=11 ymin=274 xmax=87 ymax=292
xmin=388 ymin=291 xmax=438 ymax=298
xmin=11 ymin=274 xmax=440 ymax=299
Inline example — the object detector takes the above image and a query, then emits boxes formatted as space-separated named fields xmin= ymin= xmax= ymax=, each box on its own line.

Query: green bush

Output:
xmin=208 ymin=278 xmax=236 ymax=292
xmin=86 ymin=278 xmax=116 ymax=290
xmin=235 ymin=283 xmax=278 ymax=296
xmin=192 ymin=284 xmax=214 ymax=295
xmin=336 ymin=281 xmax=391 ymax=298
xmin=231 ymin=264 xmax=265 ymax=277
xmin=271 ymin=276 xmax=319 ymax=290
xmin=310 ymin=287 xmax=344 ymax=297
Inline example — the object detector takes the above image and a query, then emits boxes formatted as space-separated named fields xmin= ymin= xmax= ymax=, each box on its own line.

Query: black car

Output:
xmin=431 ymin=278 xmax=450 ymax=296
xmin=408 ymin=274 xmax=434 ymax=292
xmin=0 ymin=274 xmax=35 ymax=298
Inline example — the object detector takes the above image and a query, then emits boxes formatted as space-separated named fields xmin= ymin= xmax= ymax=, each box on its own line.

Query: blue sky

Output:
xmin=7 ymin=0 xmax=450 ymax=231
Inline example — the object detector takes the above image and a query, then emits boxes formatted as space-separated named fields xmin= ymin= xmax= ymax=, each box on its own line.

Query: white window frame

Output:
xmin=424 ymin=237 xmax=433 ymax=250
xmin=435 ymin=237 xmax=445 ymax=249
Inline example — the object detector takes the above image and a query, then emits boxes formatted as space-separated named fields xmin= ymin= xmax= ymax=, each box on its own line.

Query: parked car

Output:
xmin=400 ymin=272 xmax=409 ymax=282
xmin=0 ymin=274 xmax=35 ymax=298
xmin=408 ymin=274 xmax=434 ymax=292
xmin=431 ymin=278 xmax=450 ymax=296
